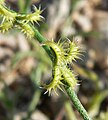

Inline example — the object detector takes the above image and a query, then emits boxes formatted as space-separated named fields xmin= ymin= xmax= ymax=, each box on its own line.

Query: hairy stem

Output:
xmin=64 ymin=85 xmax=91 ymax=120
xmin=31 ymin=25 xmax=91 ymax=120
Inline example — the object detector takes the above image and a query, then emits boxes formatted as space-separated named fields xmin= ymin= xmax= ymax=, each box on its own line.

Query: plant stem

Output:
xmin=31 ymin=25 xmax=54 ymax=61
xmin=64 ymin=85 xmax=91 ymax=120
xmin=31 ymin=25 xmax=91 ymax=120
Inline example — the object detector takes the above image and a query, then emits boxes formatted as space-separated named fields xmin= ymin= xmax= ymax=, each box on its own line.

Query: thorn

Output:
xmin=39 ymin=86 xmax=44 ymax=89
xmin=44 ymin=90 xmax=48 ymax=95
xmin=53 ymin=88 xmax=58 ymax=96
xmin=39 ymin=4 xmax=42 ymax=11
xmin=1 ymin=16 xmax=5 ymax=24
xmin=76 ymin=83 xmax=80 ymax=86
xmin=57 ymin=85 xmax=64 ymax=92
xmin=32 ymin=5 xmax=37 ymax=11
xmin=40 ymin=15 xmax=45 ymax=20
xmin=41 ymin=7 xmax=47 ymax=13
xmin=40 ymin=43 xmax=46 ymax=46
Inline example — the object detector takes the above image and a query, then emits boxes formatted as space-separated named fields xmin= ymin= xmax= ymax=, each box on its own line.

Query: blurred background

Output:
xmin=0 ymin=0 xmax=108 ymax=120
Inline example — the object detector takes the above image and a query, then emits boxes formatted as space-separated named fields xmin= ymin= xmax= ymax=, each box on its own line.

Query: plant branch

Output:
xmin=31 ymin=25 xmax=92 ymax=120
xmin=0 ymin=4 xmax=91 ymax=119
xmin=31 ymin=25 xmax=54 ymax=61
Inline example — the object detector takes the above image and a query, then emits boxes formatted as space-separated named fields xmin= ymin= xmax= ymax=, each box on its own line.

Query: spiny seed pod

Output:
xmin=0 ymin=4 xmax=17 ymax=21
xmin=25 ymin=6 xmax=44 ymax=24
xmin=0 ymin=2 xmax=43 ymax=39
xmin=61 ymin=66 xmax=78 ymax=88
xmin=66 ymin=41 xmax=81 ymax=63
xmin=43 ymin=40 xmax=65 ymax=65
xmin=43 ymin=39 xmax=81 ymax=95
xmin=16 ymin=22 xmax=35 ymax=38
xmin=44 ymin=66 xmax=63 ymax=95
xmin=17 ymin=6 xmax=44 ymax=25
xmin=0 ymin=20 xmax=13 ymax=33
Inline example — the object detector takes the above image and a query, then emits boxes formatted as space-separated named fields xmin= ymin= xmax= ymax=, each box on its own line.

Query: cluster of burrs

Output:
xmin=43 ymin=39 xmax=81 ymax=95
xmin=0 ymin=2 xmax=43 ymax=38
xmin=0 ymin=2 xmax=81 ymax=96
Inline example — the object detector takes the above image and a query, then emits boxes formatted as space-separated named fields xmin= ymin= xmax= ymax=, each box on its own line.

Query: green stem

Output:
xmin=64 ymin=85 xmax=91 ymax=120
xmin=31 ymin=25 xmax=54 ymax=61
xmin=31 ymin=25 xmax=91 ymax=120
